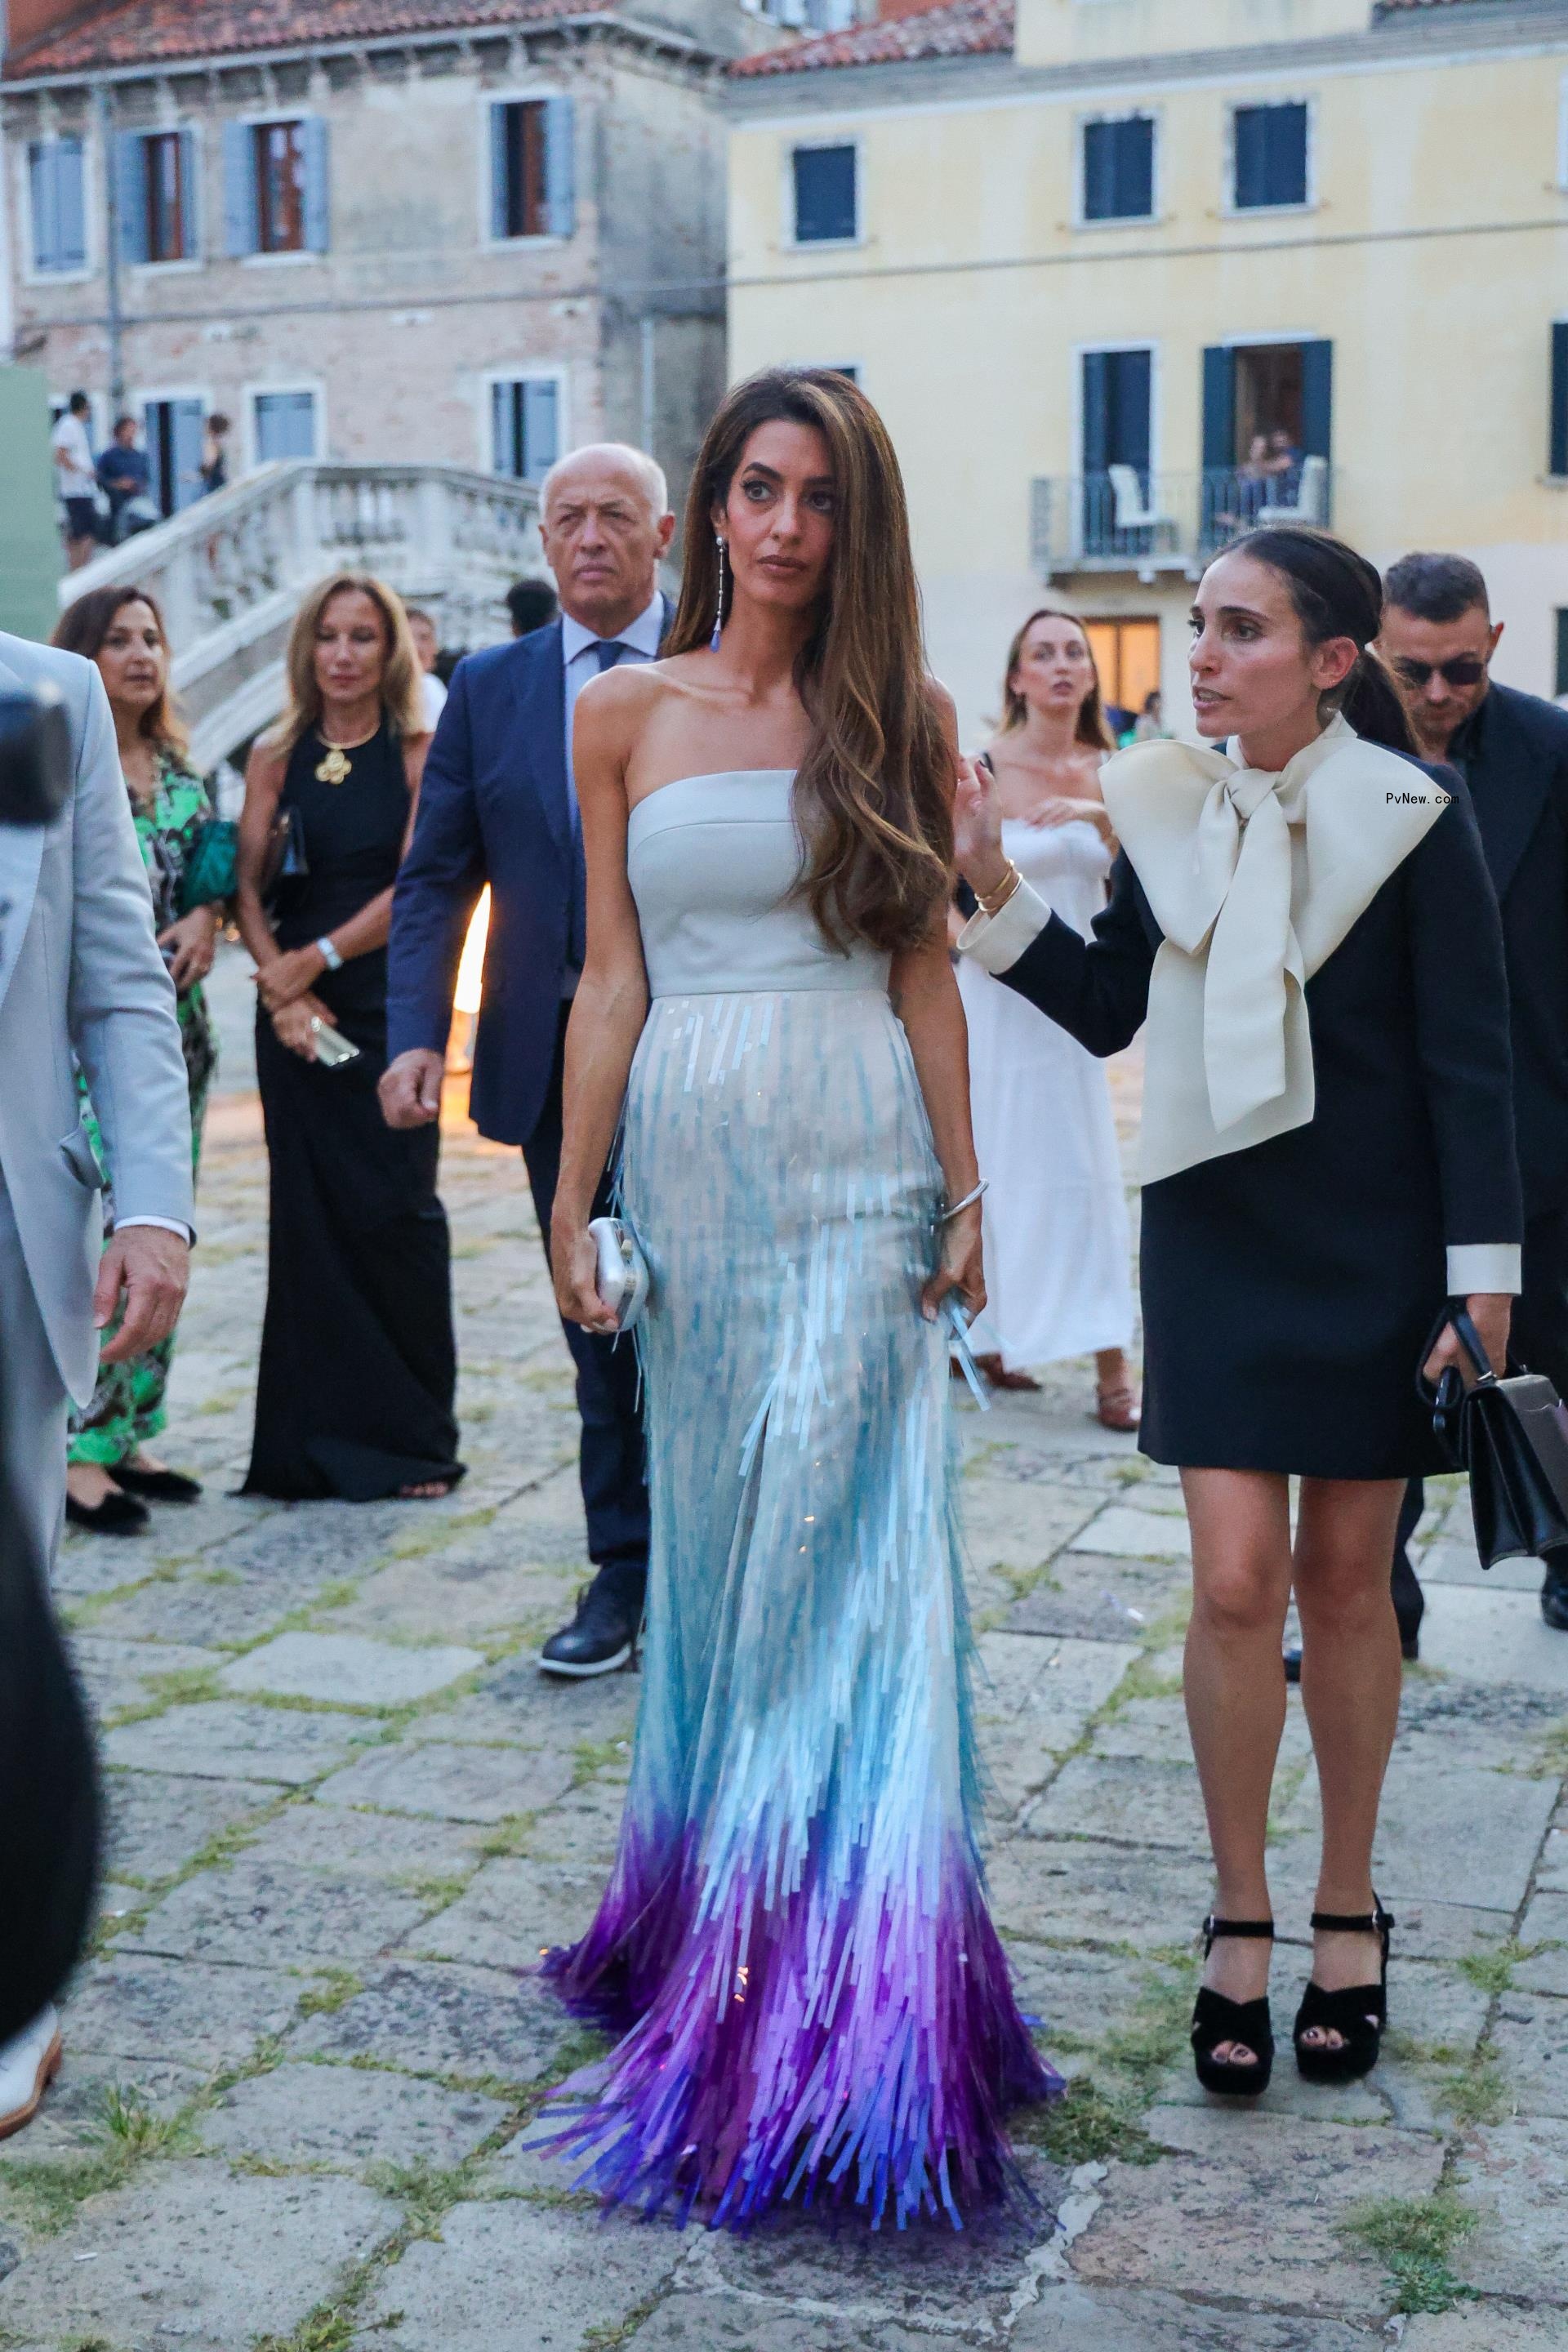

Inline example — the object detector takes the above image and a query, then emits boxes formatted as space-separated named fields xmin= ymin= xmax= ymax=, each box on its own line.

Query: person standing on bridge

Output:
xmin=381 ymin=444 xmax=675 ymax=1680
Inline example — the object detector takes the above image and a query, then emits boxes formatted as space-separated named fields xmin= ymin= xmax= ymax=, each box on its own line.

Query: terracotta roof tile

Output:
xmin=2 ymin=0 xmax=612 ymax=79
xmin=729 ymin=0 xmax=1011 ymax=78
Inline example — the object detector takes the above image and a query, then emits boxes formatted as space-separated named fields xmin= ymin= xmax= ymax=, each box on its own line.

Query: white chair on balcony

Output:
xmin=1258 ymin=454 xmax=1328 ymax=527
xmin=1107 ymin=464 xmax=1178 ymax=548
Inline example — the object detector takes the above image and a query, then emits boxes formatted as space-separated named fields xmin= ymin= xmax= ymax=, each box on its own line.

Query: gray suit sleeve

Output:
xmin=67 ymin=664 xmax=195 ymax=1233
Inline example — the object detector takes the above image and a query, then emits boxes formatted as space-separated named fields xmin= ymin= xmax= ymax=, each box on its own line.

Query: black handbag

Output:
xmin=261 ymin=803 xmax=309 ymax=911
xmin=1420 ymin=1303 xmax=1568 ymax=1569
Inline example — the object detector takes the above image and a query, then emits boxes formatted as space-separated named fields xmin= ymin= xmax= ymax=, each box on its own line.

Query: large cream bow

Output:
xmin=1100 ymin=715 xmax=1452 ymax=1183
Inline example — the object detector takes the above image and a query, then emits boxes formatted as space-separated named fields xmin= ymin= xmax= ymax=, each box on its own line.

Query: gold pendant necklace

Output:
xmin=314 ymin=723 xmax=377 ymax=786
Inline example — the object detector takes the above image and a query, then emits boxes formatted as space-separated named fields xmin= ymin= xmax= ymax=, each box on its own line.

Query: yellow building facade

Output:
xmin=727 ymin=0 xmax=1568 ymax=736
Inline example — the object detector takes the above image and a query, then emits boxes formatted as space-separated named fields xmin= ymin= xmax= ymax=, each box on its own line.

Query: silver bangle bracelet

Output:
xmin=942 ymin=1178 xmax=989 ymax=1223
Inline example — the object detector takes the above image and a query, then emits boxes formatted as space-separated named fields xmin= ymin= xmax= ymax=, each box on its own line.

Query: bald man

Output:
xmin=383 ymin=445 xmax=675 ymax=1677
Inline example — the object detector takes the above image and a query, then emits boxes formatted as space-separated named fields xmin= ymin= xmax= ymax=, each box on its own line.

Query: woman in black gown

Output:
xmin=954 ymin=529 xmax=1520 ymax=2097
xmin=235 ymin=572 xmax=464 ymax=1503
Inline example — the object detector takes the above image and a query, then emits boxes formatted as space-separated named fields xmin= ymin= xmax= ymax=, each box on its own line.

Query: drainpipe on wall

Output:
xmin=95 ymin=80 xmax=123 ymax=410
xmin=639 ymin=314 xmax=655 ymax=465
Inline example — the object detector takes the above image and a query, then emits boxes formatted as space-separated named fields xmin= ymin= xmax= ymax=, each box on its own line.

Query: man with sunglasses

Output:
xmin=1380 ymin=552 xmax=1568 ymax=1639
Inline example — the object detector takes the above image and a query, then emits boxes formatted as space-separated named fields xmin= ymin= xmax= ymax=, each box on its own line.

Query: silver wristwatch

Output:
xmin=315 ymin=935 xmax=344 ymax=972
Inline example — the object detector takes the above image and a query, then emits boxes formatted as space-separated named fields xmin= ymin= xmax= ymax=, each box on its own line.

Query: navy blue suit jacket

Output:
xmin=385 ymin=604 xmax=671 ymax=1147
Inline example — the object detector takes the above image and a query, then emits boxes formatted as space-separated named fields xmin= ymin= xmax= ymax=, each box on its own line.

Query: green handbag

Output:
xmin=179 ymin=817 xmax=238 ymax=913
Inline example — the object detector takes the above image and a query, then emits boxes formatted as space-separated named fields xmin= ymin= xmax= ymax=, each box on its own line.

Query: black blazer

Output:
xmin=1449 ymin=684 xmax=1568 ymax=1217
xmin=995 ymin=763 xmax=1521 ymax=1259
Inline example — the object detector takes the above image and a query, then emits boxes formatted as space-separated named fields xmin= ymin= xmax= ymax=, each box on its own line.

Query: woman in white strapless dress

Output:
xmin=536 ymin=370 xmax=1058 ymax=2229
xmin=956 ymin=608 xmax=1138 ymax=1428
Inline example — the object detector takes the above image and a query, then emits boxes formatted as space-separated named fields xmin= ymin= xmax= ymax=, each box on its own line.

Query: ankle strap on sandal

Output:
xmin=1310 ymin=1903 xmax=1395 ymax=1935
xmin=1202 ymin=1915 xmax=1276 ymax=1954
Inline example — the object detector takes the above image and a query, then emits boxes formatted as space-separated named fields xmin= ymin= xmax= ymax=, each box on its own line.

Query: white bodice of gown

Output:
xmin=626 ymin=770 xmax=892 ymax=998
xmin=1000 ymin=813 xmax=1111 ymax=944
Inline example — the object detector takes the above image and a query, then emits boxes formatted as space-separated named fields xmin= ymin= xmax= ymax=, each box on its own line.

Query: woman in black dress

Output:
xmin=954 ymin=529 xmax=1520 ymax=2096
xmin=235 ymin=572 xmax=464 ymax=1503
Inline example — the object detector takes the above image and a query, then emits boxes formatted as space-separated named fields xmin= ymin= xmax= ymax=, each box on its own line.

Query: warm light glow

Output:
xmin=454 ymin=887 xmax=491 ymax=1015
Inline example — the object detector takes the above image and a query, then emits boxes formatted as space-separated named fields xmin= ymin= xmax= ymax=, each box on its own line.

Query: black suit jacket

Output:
xmin=1447 ymin=683 xmax=1568 ymax=1217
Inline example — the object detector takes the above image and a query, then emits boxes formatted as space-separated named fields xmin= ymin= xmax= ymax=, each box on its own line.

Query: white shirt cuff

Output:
xmin=956 ymin=879 xmax=1053 ymax=975
xmin=118 ymin=1215 xmax=194 ymax=1245
xmin=1447 ymin=1244 xmax=1521 ymax=1296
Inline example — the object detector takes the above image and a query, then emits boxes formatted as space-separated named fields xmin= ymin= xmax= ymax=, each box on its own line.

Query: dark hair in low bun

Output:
xmin=1230 ymin=524 xmax=1416 ymax=755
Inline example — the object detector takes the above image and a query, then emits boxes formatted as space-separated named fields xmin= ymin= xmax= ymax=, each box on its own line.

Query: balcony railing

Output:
xmin=1030 ymin=461 xmax=1332 ymax=581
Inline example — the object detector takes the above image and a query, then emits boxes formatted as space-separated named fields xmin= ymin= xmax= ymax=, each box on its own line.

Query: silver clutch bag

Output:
xmin=587 ymin=1216 xmax=649 ymax=1334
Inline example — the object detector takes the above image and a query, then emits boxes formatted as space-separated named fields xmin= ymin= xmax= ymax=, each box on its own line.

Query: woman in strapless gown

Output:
xmin=956 ymin=608 xmax=1137 ymax=1426
xmin=536 ymin=368 xmax=1058 ymax=2229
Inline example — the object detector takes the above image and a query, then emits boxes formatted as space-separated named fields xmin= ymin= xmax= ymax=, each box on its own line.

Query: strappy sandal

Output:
xmin=1095 ymin=1383 xmax=1142 ymax=1432
xmin=1293 ymin=1900 xmax=1394 ymax=2083
xmin=974 ymin=1353 xmax=1042 ymax=1393
xmin=1191 ymin=1916 xmax=1275 ymax=2097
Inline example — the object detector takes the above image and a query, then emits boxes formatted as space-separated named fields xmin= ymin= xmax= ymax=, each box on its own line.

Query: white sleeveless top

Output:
xmin=626 ymin=770 xmax=892 ymax=999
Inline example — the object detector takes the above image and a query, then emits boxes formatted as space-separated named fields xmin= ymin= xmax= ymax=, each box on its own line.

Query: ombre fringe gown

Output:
xmin=540 ymin=772 xmax=1058 ymax=2227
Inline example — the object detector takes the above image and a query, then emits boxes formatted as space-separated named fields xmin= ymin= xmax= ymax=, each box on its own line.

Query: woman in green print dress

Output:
xmin=51 ymin=587 xmax=228 ymax=1535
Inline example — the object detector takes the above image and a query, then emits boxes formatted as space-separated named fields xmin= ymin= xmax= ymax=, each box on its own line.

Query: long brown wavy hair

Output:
xmin=263 ymin=572 xmax=425 ymax=758
xmin=666 ymin=368 xmax=951 ymax=953
xmin=1000 ymin=605 xmax=1115 ymax=751
xmin=52 ymin=585 xmax=190 ymax=760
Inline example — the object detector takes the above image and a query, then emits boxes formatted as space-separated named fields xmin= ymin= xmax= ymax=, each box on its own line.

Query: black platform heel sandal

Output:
xmin=1191 ymin=1917 xmax=1275 ymax=2098
xmin=1293 ymin=1900 xmax=1395 ymax=2084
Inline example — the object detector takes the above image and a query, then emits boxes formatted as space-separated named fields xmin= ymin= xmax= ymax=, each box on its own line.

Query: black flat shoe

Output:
xmin=1542 ymin=1566 xmax=1568 ymax=1633
xmin=1294 ymin=1900 xmax=1394 ymax=2083
xmin=114 ymin=1464 xmax=203 ymax=1503
xmin=65 ymin=1488 xmax=149 ymax=1535
xmin=539 ymin=1582 xmax=641 ymax=1679
xmin=1191 ymin=1915 xmax=1275 ymax=2097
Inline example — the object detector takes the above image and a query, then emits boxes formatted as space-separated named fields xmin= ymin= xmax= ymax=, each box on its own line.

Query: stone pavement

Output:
xmin=2 ymin=945 xmax=1566 ymax=2350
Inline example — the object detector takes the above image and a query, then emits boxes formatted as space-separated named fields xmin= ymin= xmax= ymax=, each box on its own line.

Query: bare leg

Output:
xmin=1094 ymin=1347 xmax=1140 ymax=1428
xmin=1182 ymin=1467 xmax=1294 ymax=2062
xmin=1293 ymin=1476 xmax=1405 ymax=2048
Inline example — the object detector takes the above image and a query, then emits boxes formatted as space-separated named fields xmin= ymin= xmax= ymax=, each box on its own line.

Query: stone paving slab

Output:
xmin=106 ymin=1698 xmax=381 ymax=1784
xmin=1418 ymin=1583 xmax=1568 ymax=1692
xmin=353 ymin=2197 xmax=688 ymax=2350
xmin=220 ymin=1628 xmax=485 ymax=1705
xmin=63 ymin=1953 xmax=310 ymax=2071
xmin=1485 ymin=1993 xmax=1568 ymax=2118
xmin=1516 ymin=1891 xmax=1568 ymax=1994
xmin=1006 ymin=1553 xmax=1188 ymax=1643
xmin=198 ymin=2060 xmax=509 ymax=2172
xmin=240 ymin=1796 xmax=487 ymax=1883
xmin=1071 ymin=2106 xmax=1446 ymax=2320
xmin=287 ymin=1960 xmax=567 ymax=2087
xmin=1403 ymin=2308 xmax=1568 ymax=2347
xmin=312 ymin=1737 xmax=578 ymax=1822
xmin=989 ymin=1837 xmax=1216 ymax=1952
xmin=404 ymin=1855 xmax=601 ymax=1968
xmin=1420 ymin=1538 xmax=1543 ymax=1592
xmin=1455 ymin=2118 xmax=1568 ymax=2303
xmin=1274 ymin=1748 xmax=1555 ymax=1917
xmin=1012 ymin=2286 xmax=1379 ymax=2349
xmin=124 ymin=1856 xmax=431 ymax=1966
xmin=409 ymin=1653 xmax=640 ymax=1748
xmin=322 ymin=1550 xmax=577 ymax=1644
xmin=1067 ymin=1505 xmax=1192 ymax=1562
xmin=102 ymin=1769 xmax=274 ymax=1883
xmin=67 ymin=1633 xmax=228 ymax=1718
xmin=626 ymin=2301 xmax=962 ymax=2350
xmin=0 ymin=2160 xmax=399 ymax=2349
xmin=1023 ymin=1753 xmax=1212 ymax=1854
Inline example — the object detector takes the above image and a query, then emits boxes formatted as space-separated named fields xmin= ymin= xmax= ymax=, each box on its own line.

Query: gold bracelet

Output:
xmin=976 ymin=860 xmax=1023 ymax=919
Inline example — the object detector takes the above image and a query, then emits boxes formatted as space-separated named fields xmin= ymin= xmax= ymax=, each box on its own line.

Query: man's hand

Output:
xmin=379 ymin=1049 xmax=445 ymax=1129
xmin=96 ymin=1226 xmax=189 ymax=1364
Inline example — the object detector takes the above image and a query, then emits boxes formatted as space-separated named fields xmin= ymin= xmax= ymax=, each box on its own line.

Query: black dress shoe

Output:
xmin=114 ymin=1464 xmax=203 ymax=1503
xmin=1542 ymin=1565 xmax=1568 ymax=1633
xmin=65 ymin=1488 xmax=149 ymax=1536
xmin=540 ymin=1583 xmax=640 ymax=1678
xmin=1284 ymin=1628 xmax=1418 ymax=1685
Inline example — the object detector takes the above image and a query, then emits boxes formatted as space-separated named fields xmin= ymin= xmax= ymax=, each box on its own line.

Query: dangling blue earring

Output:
xmin=710 ymin=537 xmax=727 ymax=652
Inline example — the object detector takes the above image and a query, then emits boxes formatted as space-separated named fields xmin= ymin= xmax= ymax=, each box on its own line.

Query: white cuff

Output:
xmin=117 ymin=1215 xmax=194 ymax=1245
xmin=956 ymin=879 xmax=1053 ymax=975
xmin=1447 ymin=1244 xmax=1521 ymax=1296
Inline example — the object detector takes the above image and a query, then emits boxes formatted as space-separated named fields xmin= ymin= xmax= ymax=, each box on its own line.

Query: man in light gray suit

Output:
xmin=0 ymin=630 xmax=194 ymax=2140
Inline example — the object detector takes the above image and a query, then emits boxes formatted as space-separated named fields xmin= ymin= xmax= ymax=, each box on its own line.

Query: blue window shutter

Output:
xmin=1300 ymin=338 xmax=1332 ymax=462
xmin=1201 ymin=344 xmax=1236 ymax=470
xmin=544 ymin=98 xmax=575 ymax=238
xmin=1233 ymin=107 xmax=1266 ymax=208
xmin=489 ymin=102 xmax=510 ymax=238
xmin=116 ymin=131 xmax=149 ymax=265
xmin=523 ymin=380 xmax=559 ymax=479
xmin=492 ymin=381 xmax=517 ymax=475
xmin=792 ymin=144 xmax=856 ymax=243
xmin=1081 ymin=351 xmax=1110 ymax=475
xmin=1551 ymin=324 xmax=1568 ymax=479
xmin=1110 ymin=348 xmax=1152 ymax=473
xmin=301 ymin=115 xmax=330 ymax=252
xmin=171 ymin=399 xmax=207 ymax=512
xmin=1272 ymin=104 xmax=1308 ymax=206
xmin=222 ymin=121 xmax=257 ymax=256
xmin=179 ymin=127 xmax=200 ymax=259
xmin=1119 ymin=118 xmax=1154 ymax=218
xmin=1082 ymin=121 xmax=1114 ymax=222
xmin=29 ymin=142 xmax=60 ymax=270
